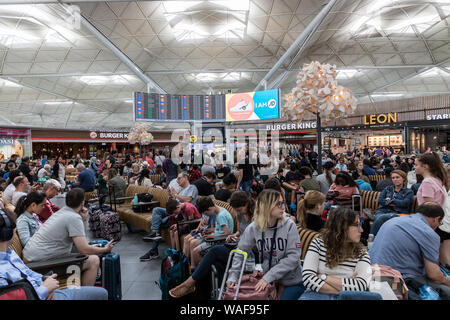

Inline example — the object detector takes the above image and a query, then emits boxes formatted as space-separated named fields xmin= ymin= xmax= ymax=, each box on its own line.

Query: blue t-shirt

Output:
xmin=369 ymin=214 xmax=440 ymax=279
xmin=363 ymin=166 xmax=376 ymax=176
xmin=356 ymin=179 xmax=372 ymax=191
xmin=213 ymin=208 xmax=234 ymax=236
xmin=76 ymin=168 xmax=96 ymax=192
xmin=41 ymin=158 xmax=48 ymax=167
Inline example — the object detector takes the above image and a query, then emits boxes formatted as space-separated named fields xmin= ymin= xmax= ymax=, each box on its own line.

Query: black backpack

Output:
xmin=132 ymin=193 xmax=154 ymax=213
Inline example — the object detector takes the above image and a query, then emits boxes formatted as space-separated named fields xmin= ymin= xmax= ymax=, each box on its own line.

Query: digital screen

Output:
xmin=226 ymin=89 xmax=280 ymax=122
xmin=134 ymin=92 xmax=226 ymax=121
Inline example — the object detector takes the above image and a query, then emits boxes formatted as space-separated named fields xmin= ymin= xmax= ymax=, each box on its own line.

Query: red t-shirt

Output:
xmin=169 ymin=202 xmax=201 ymax=226
xmin=37 ymin=199 xmax=60 ymax=223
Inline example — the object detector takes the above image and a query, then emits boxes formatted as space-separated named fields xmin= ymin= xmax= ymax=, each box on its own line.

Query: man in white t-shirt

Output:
xmin=11 ymin=176 xmax=30 ymax=206
xmin=155 ymin=150 xmax=166 ymax=167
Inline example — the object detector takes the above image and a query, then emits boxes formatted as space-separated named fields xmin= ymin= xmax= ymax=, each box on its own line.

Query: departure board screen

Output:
xmin=134 ymin=92 xmax=226 ymax=121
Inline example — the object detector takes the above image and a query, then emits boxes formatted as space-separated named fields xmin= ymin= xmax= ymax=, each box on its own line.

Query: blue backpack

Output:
xmin=159 ymin=248 xmax=190 ymax=300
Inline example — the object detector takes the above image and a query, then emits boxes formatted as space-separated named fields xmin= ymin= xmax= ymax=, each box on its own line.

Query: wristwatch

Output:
xmin=320 ymin=274 xmax=327 ymax=281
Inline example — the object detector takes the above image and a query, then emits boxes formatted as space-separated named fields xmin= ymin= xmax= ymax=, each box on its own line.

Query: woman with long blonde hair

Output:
xmin=225 ymin=189 xmax=304 ymax=300
xmin=300 ymin=207 xmax=381 ymax=300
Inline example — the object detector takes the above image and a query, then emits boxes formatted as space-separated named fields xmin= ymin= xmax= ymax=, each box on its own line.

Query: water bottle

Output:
xmin=133 ymin=193 xmax=138 ymax=205
xmin=367 ymin=234 xmax=374 ymax=250
xmin=419 ymin=285 xmax=440 ymax=300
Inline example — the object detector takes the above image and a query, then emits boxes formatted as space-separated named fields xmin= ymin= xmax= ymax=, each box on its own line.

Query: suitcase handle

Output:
xmin=218 ymin=249 xmax=248 ymax=300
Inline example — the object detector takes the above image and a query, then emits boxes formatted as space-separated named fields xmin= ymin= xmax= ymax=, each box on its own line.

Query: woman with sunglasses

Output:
xmin=226 ymin=189 xmax=304 ymax=300
xmin=299 ymin=207 xmax=382 ymax=300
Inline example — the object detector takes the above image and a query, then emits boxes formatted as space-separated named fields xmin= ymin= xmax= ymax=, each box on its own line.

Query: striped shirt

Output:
xmin=302 ymin=237 xmax=372 ymax=292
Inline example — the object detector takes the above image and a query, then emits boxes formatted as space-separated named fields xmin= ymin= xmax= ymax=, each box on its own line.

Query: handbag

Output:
xmin=132 ymin=193 xmax=154 ymax=213
xmin=0 ymin=278 xmax=40 ymax=300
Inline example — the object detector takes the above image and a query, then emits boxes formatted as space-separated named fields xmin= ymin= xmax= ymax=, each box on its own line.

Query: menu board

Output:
xmin=368 ymin=135 xmax=403 ymax=147
xmin=134 ymin=92 xmax=226 ymax=121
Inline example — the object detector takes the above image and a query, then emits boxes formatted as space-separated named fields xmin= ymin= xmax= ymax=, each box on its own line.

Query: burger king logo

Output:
xmin=90 ymin=132 xmax=97 ymax=139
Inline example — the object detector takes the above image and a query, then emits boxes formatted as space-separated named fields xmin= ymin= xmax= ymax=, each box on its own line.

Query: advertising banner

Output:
xmin=226 ymin=89 xmax=279 ymax=122
xmin=0 ymin=128 xmax=31 ymax=161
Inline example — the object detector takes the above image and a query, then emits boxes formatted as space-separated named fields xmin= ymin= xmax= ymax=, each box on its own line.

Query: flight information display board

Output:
xmin=134 ymin=92 xmax=226 ymax=121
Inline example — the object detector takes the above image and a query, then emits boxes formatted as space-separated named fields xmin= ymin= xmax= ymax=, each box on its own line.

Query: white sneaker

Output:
xmin=230 ymin=99 xmax=250 ymax=112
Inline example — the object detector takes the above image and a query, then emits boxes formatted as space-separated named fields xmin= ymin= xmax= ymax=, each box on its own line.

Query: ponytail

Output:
xmin=325 ymin=170 xmax=333 ymax=186
xmin=14 ymin=191 xmax=46 ymax=217
xmin=297 ymin=190 xmax=325 ymax=229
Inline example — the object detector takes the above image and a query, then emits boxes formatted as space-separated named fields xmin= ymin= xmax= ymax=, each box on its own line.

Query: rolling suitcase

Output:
xmin=218 ymin=249 xmax=248 ymax=300
xmin=88 ymin=240 xmax=122 ymax=300
xmin=102 ymin=253 xmax=122 ymax=301
xmin=352 ymin=194 xmax=362 ymax=214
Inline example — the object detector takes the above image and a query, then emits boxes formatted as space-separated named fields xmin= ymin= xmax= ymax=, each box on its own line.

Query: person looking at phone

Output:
xmin=0 ymin=208 xmax=108 ymax=300
xmin=370 ymin=170 xmax=414 ymax=236
xmin=189 ymin=197 xmax=234 ymax=268
xmin=169 ymin=191 xmax=254 ymax=299
xmin=22 ymin=188 xmax=113 ymax=286
xmin=11 ymin=176 xmax=40 ymax=206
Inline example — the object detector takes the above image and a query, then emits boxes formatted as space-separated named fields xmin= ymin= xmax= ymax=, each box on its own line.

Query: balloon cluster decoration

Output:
xmin=128 ymin=123 xmax=153 ymax=145
xmin=284 ymin=61 xmax=357 ymax=122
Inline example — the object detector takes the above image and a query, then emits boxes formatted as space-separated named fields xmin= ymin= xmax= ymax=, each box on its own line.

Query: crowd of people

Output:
xmin=0 ymin=144 xmax=449 ymax=300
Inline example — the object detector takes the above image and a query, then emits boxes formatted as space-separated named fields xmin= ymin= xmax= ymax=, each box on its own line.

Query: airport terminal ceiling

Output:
xmin=1 ymin=0 xmax=450 ymax=130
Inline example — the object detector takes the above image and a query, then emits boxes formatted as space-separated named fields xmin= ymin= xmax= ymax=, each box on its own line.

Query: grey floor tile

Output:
xmin=123 ymin=281 xmax=161 ymax=300
xmin=121 ymin=281 xmax=134 ymax=297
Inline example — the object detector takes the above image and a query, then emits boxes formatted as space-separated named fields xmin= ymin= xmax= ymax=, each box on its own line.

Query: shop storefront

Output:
xmin=0 ymin=128 xmax=32 ymax=160
xmin=31 ymin=129 xmax=180 ymax=159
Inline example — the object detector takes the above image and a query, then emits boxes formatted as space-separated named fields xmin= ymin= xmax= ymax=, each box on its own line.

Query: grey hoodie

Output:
xmin=227 ymin=213 xmax=302 ymax=287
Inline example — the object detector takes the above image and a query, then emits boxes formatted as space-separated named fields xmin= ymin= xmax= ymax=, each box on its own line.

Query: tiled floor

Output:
xmin=87 ymin=223 xmax=168 ymax=300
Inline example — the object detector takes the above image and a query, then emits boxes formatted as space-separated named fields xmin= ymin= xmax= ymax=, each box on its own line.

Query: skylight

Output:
xmin=78 ymin=75 xmax=130 ymax=86
xmin=336 ymin=69 xmax=360 ymax=79
xmin=162 ymin=0 xmax=250 ymax=42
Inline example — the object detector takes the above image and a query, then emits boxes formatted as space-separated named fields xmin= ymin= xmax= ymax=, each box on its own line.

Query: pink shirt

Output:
xmin=417 ymin=177 xmax=446 ymax=206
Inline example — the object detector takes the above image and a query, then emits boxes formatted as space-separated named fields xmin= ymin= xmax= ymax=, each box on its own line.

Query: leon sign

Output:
xmin=363 ymin=113 xmax=397 ymax=125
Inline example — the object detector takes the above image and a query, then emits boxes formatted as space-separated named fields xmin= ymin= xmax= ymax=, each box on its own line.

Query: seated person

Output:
xmin=22 ymin=188 xmax=114 ymax=286
xmin=300 ymin=207 xmax=381 ymax=300
xmin=134 ymin=168 xmax=154 ymax=187
xmin=0 ymin=178 xmax=6 ymax=192
xmin=375 ymin=167 xmax=394 ymax=192
xmin=2 ymin=170 xmax=22 ymax=204
xmin=37 ymin=164 xmax=52 ymax=180
xmin=11 ymin=176 xmax=30 ymax=207
xmin=214 ymin=173 xmax=237 ymax=203
xmin=370 ymin=170 xmax=414 ymax=236
xmin=189 ymin=197 xmax=234 ymax=268
xmin=170 ymin=191 xmax=255 ymax=299
xmin=362 ymin=159 xmax=377 ymax=176
xmin=106 ymin=168 xmax=127 ymax=204
xmin=298 ymin=167 xmax=321 ymax=193
xmin=38 ymin=179 xmax=61 ymax=223
xmin=166 ymin=198 xmax=202 ymax=251
xmin=369 ymin=202 xmax=450 ymax=300
xmin=215 ymin=163 xmax=231 ymax=181
xmin=140 ymin=173 xmax=198 ymax=260
xmin=193 ymin=171 xmax=216 ymax=197
xmin=297 ymin=190 xmax=326 ymax=232
xmin=189 ymin=164 xmax=202 ymax=183
xmin=327 ymin=172 xmax=359 ymax=205
xmin=355 ymin=175 xmax=372 ymax=191
xmin=73 ymin=163 xmax=96 ymax=192
xmin=15 ymin=191 xmax=46 ymax=247
xmin=0 ymin=209 xmax=108 ymax=300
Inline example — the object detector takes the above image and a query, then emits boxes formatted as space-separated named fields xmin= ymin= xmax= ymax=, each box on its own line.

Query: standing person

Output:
xmin=370 ymin=203 xmax=450 ymax=300
xmin=154 ymin=150 xmax=166 ymax=167
xmin=52 ymin=156 xmax=66 ymax=190
xmin=145 ymin=152 xmax=155 ymax=172
xmin=225 ymin=189 xmax=305 ymax=300
xmin=216 ymin=162 xmax=231 ymax=181
xmin=15 ymin=191 xmax=47 ymax=247
xmin=89 ymin=157 xmax=98 ymax=174
xmin=214 ymin=173 xmax=237 ymax=203
xmin=5 ymin=154 xmax=18 ymax=173
xmin=189 ymin=164 xmax=202 ymax=183
xmin=317 ymin=161 xmax=336 ymax=195
xmin=127 ymin=163 xmax=140 ymax=185
xmin=370 ymin=170 xmax=414 ymax=236
xmin=106 ymin=168 xmax=126 ymax=205
xmin=236 ymin=154 xmax=255 ymax=197
xmin=18 ymin=156 xmax=34 ymax=183
xmin=297 ymin=190 xmax=326 ymax=232
xmin=415 ymin=152 xmax=449 ymax=206
xmin=163 ymin=157 xmax=179 ymax=185
xmin=299 ymin=207 xmax=381 ymax=300
xmin=308 ymin=150 xmax=318 ymax=174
